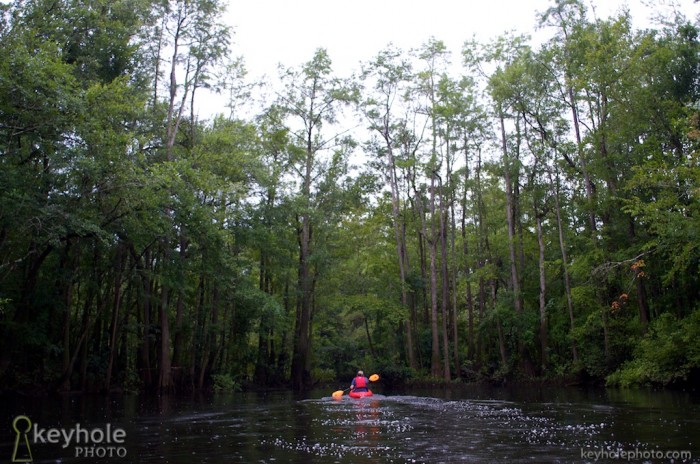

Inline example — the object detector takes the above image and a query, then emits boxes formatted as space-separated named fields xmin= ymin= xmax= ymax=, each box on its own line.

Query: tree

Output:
xmin=360 ymin=45 xmax=418 ymax=370
xmin=276 ymin=48 xmax=357 ymax=390
xmin=148 ymin=0 xmax=231 ymax=392
xmin=413 ymin=37 xmax=453 ymax=379
xmin=0 ymin=0 xmax=153 ymax=391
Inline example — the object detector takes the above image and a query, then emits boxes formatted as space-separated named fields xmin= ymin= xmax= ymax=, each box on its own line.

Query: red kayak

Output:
xmin=348 ymin=390 xmax=373 ymax=398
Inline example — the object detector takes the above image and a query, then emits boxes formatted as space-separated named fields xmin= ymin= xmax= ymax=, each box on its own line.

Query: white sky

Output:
xmin=198 ymin=0 xmax=698 ymax=117
xmin=224 ymin=0 xmax=697 ymax=79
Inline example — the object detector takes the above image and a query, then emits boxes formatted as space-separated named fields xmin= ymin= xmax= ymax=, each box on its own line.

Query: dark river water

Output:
xmin=1 ymin=385 xmax=698 ymax=463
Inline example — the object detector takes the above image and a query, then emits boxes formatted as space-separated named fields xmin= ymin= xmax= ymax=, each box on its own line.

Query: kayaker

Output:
xmin=350 ymin=370 xmax=369 ymax=393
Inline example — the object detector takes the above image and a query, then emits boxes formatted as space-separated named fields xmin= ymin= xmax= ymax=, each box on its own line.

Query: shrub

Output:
xmin=312 ymin=367 xmax=336 ymax=384
xmin=607 ymin=310 xmax=700 ymax=387
xmin=211 ymin=374 xmax=241 ymax=392
xmin=373 ymin=362 xmax=415 ymax=387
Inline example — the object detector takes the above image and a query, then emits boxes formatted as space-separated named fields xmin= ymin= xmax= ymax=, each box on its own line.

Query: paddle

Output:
xmin=331 ymin=387 xmax=349 ymax=399
xmin=331 ymin=374 xmax=380 ymax=398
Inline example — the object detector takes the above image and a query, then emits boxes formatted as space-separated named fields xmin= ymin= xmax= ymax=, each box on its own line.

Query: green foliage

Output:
xmin=311 ymin=368 xmax=336 ymax=384
xmin=0 ymin=0 xmax=699 ymax=395
xmin=622 ymin=152 xmax=700 ymax=285
xmin=121 ymin=368 xmax=143 ymax=394
xmin=607 ymin=310 xmax=700 ymax=387
xmin=212 ymin=374 xmax=242 ymax=392
xmin=372 ymin=362 xmax=415 ymax=387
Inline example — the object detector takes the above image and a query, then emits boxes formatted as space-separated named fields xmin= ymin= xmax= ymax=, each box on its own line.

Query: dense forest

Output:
xmin=0 ymin=0 xmax=699 ymax=395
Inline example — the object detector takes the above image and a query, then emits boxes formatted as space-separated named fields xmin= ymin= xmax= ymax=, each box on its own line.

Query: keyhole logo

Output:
xmin=11 ymin=415 xmax=33 ymax=463
xmin=9 ymin=416 xmax=127 ymax=460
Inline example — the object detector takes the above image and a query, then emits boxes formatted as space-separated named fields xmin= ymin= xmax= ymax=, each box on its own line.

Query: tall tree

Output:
xmin=148 ymin=0 xmax=231 ymax=392
xmin=360 ymin=45 xmax=418 ymax=370
xmin=277 ymin=49 xmax=356 ymax=390
xmin=486 ymin=34 xmax=533 ymax=373
xmin=414 ymin=38 xmax=452 ymax=379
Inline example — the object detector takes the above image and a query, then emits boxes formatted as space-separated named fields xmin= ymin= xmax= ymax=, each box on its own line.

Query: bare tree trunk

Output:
xmin=451 ymin=209 xmax=462 ymax=375
xmin=500 ymin=113 xmax=522 ymax=315
xmin=551 ymin=168 xmax=578 ymax=362
xmin=536 ymin=213 xmax=548 ymax=373
xmin=427 ymin=176 xmax=442 ymax=378
xmin=445 ymin=137 xmax=460 ymax=378
xmin=461 ymin=173 xmax=475 ymax=362
xmin=567 ymin=85 xmax=597 ymax=233
xmin=474 ymin=148 xmax=488 ymax=369
xmin=386 ymin=141 xmax=416 ymax=369
xmin=438 ymin=182 xmax=451 ymax=380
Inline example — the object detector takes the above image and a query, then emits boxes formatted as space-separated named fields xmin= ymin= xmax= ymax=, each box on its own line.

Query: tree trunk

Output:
xmin=386 ymin=142 xmax=416 ymax=369
xmin=198 ymin=286 xmax=219 ymax=389
xmin=496 ymin=318 xmax=508 ymax=370
xmin=536 ymin=213 xmax=548 ymax=373
xmin=567 ymin=84 xmax=597 ymax=233
xmin=159 ymin=284 xmax=173 ymax=392
xmin=105 ymin=244 xmax=125 ymax=391
xmin=255 ymin=323 xmax=271 ymax=385
xmin=209 ymin=288 xmax=220 ymax=377
xmin=427 ymin=176 xmax=442 ymax=378
xmin=364 ymin=316 xmax=377 ymax=360
xmin=138 ymin=248 xmax=153 ymax=390
xmin=636 ymin=271 xmax=650 ymax=332
xmin=276 ymin=278 xmax=291 ymax=380
xmin=602 ymin=306 xmax=610 ymax=364
xmin=500 ymin=113 xmax=522 ymax=315
xmin=79 ymin=283 xmax=95 ymax=391
xmin=291 ymin=216 xmax=313 ymax=391
xmin=254 ymin=252 xmax=271 ymax=384
xmin=172 ymin=238 xmax=188 ymax=368
xmin=172 ymin=292 xmax=185 ymax=367
xmin=551 ymin=168 xmax=578 ymax=362
xmin=438 ymin=184 xmax=451 ymax=381
xmin=58 ymin=240 xmax=75 ymax=391
xmin=477 ymin=276 xmax=486 ymax=369
xmin=462 ymin=184 xmax=475 ymax=361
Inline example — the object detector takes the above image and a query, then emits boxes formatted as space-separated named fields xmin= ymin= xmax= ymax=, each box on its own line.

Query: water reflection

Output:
xmin=0 ymin=386 xmax=698 ymax=463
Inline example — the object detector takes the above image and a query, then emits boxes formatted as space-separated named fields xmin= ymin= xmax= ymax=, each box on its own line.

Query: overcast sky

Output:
xmin=224 ymin=0 xmax=696 ymax=78
xmin=197 ymin=0 xmax=697 ymax=117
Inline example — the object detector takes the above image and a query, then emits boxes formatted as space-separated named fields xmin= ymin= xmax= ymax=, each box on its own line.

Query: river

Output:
xmin=1 ymin=385 xmax=698 ymax=463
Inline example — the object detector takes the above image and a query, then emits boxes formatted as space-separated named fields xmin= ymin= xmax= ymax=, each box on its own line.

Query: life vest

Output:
xmin=354 ymin=376 xmax=367 ymax=389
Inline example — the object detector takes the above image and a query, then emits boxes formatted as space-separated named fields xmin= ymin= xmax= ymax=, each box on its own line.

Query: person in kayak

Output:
xmin=350 ymin=370 xmax=369 ymax=393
